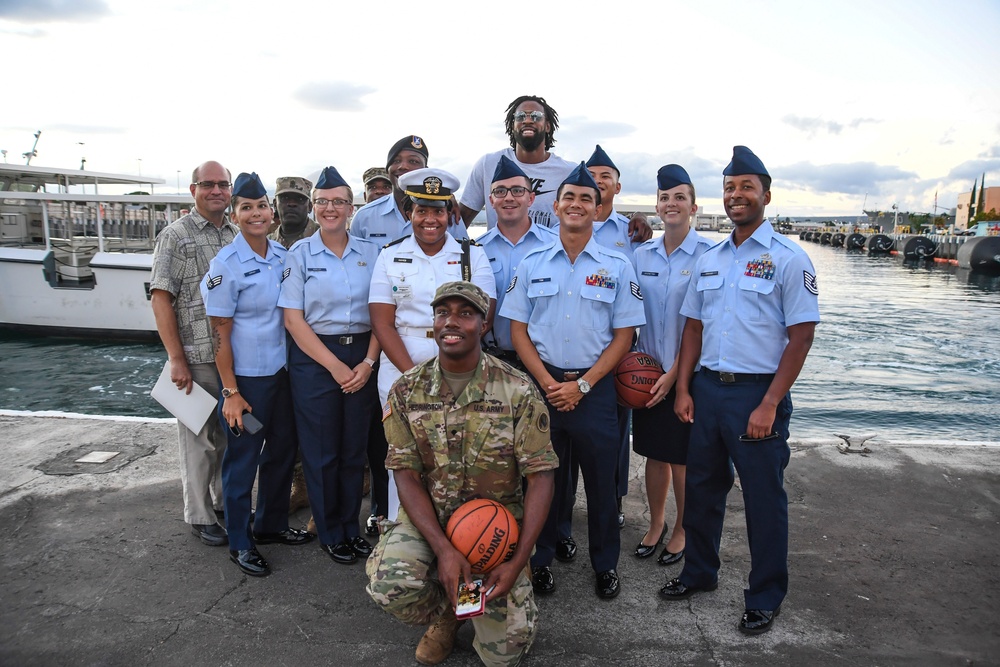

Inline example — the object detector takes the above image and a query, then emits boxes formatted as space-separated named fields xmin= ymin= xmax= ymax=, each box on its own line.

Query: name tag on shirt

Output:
xmin=244 ymin=269 xmax=260 ymax=277
xmin=700 ymin=271 xmax=719 ymax=277
xmin=641 ymin=271 xmax=659 ymax=276
xmin=394 ymin=258 xmax=413 ymax=263
xmin=531 ymin=277 xmax=551 ymax=283
xmin=307 ymin=267 xmax=327 ymax=272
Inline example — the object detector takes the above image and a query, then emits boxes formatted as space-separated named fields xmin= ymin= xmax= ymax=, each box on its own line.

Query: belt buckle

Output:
xmin=563 ymin=372 xmax=580 ymax=381
xmin=339 ymin=335 xmax=353 ymax=345
xmin=426 ymin=330 xmax=435 ymax=338
xmin=719 ymin=372 xmax=736 ymax=383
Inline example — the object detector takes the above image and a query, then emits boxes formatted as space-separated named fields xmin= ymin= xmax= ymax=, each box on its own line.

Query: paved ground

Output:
xmin=1 ymin=411 xmax=998 ymax=666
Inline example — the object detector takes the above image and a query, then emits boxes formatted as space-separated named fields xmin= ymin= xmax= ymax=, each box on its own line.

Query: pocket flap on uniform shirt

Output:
xmin=579 ymin=284 xmax=614 ymax=303
xmin=696 ymin=274 xmax=724 ymax=291
xmin=738 ymin=275 xmax=776 ymax=295
xmin=527 ymin=281 xmax=559 ymax=298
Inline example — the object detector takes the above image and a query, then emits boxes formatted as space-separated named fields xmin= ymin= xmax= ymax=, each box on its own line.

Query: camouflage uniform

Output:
xmin=366 ymin=352 xmax=557 ymax=667
xmin=267 ymin=219 xmax=319 ymax=249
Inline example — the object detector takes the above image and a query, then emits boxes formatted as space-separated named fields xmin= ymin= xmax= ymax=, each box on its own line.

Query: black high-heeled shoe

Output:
xmin=657 ymin=546 xmax=685 ymax=566
xmin=634 ymin=524 xmax=668 ymax=559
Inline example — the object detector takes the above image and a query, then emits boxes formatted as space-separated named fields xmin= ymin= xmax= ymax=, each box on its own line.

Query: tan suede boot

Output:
xmin=415 ymin=608 xmax=463 ymax=665
xmin=288 ymin=465 xmax=309 ymax=513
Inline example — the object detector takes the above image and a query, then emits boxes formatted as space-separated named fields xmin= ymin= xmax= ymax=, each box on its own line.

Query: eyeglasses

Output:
xmin=491 ymin=186 xmax=529 ymax=198
xmin=313 ymin=198 xmax=352 ymax=208
xmin=194 ymin=180 xmax=232 ymax=190
xmin=513 ymin=110 xmax=545 ymax=123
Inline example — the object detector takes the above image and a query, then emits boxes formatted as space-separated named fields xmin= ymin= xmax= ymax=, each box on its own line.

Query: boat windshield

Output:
xmin=0 ymin=177 xmax=41 ymax=193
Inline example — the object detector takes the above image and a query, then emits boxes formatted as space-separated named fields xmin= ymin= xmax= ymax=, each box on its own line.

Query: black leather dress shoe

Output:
xmin=616 ymin=497 xmax=625 ymax=529
xmin=659 ymin=577 xmax=718 ymax=600
xmin=348 ymin=536 xmax=373 ymax=557
xmin=191 ymin=522 xmax=228 ymax=547
xmin=657 ymin=548 xmax=684 ymax=566
xmin=531 ymin=566 xmax=555 ymax=594
xmin=322 ymin=542 xmax=357 ymax=564
xmin=229 ymin=548 xmax=270 ymax=577
xmin=595 ymin=569 xmax=620 ymax=599
xmin=253 ymin=527 xmax=314 ymax=546
xmin=554 ymin=537 xmax=577 ymax=562
xmin=739 ymin=607 xmax=780 ymax=635
xmin=365 ymin=514 xmax=379 ymax=537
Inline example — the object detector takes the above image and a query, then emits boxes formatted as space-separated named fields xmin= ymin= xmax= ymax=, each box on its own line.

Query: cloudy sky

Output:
xmin=2 ymin=0 xmax=998 ymax=219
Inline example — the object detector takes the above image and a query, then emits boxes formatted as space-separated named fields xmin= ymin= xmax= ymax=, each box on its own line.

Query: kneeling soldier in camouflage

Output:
xmin=366 ymin=282 xmax=557 ymax=666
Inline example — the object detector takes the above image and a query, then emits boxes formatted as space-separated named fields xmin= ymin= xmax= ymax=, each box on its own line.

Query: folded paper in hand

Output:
xmin=150 ymin=361 xmax=218 ymax=433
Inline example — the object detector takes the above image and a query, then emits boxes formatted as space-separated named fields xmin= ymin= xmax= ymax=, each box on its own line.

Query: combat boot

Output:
xmin=415 ymin=608 xmax=463 ymax=665
xmin=288 ymin=464 xmax=309 ymax=513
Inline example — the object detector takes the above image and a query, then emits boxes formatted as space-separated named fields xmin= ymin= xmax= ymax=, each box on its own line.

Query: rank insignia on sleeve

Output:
xmin=281 ymin=267 xmax=290 ymax=282
xmin=506 ymin=276 xmax=517 ymax=293
xmin=630 ymin=281 xmax=643 ymax=300
xmin=206 ymin=275 xmax=222 ymax=290
xmin=804 ymin=270 xmax=819 ymax=295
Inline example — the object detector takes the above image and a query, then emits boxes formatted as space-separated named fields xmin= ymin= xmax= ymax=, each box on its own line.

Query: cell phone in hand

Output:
xmin=241 ymin=411 xmax=263 ymax=435
xmin=455 ymin=579 xmax=485 ymax=619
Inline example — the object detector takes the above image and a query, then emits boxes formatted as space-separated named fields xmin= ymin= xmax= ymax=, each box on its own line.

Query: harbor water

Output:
xmin=1 ymin=231 xmax=998 ymax=443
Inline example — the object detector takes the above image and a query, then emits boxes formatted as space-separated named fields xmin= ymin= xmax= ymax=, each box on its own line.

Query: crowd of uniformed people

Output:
xmin=150 ymin=94 xmax=819 ymax=665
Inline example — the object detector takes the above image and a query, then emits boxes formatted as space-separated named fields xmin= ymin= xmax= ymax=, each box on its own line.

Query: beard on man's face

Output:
xmin=515 ymin=129 xmax=545 ymax=152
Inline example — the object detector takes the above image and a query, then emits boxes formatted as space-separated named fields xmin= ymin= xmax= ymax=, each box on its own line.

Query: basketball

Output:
xmin=445 ymin=498 xmax=519 ymax=574
xmin=614 ymin=352 xmax=664 ymax=409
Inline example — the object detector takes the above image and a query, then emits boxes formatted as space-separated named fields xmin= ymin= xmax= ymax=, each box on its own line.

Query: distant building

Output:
xmin=956 ymin=186 xmax=1000 ymax=230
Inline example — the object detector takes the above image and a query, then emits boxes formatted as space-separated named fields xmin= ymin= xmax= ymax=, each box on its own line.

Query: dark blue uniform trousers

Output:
xmin=288 ymin=334 xmax=375 ymax=546
xmin=679 ymin=369 xmax=793 ymax=611
xmin=532 ymin=368 xmax=621 ymax=573
xmin=367 ymin=403 xmax=389 ymax=518
xmin=219 ymin=369 xmax=297 ymax=551
xmin=556 ymin=402 xmax=628 ymax=539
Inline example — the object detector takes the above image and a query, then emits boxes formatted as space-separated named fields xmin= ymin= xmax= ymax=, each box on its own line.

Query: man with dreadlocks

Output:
xmin=460 ymin=95 xmax=575 ymax=230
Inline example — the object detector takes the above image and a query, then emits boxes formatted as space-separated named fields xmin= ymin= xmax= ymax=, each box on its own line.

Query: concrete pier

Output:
xmin=1 ymin=411 xmax=998 ymax=666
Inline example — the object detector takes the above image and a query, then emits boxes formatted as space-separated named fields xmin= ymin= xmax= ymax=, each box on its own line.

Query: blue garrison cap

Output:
xmin=586 ymin=144 xmax=619 ymax=176
xmin=561 ymin=162 xmax=600 ymax=191
xmin=491 ymin=154 xmax=529 ymax=183
xmin=315 ymin=166 xmax=348 ymax=190
xmin=657 ymin=164 xmax=692 ymax=191
xmin=232 ymin=172 xmax=267 ymax=199
xmin=723 ymin=146 xmax=769 ymax=177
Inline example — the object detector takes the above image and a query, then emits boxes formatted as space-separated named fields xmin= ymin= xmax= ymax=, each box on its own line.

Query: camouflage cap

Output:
xmin=430 ymin=281 xmax=490 ymax=316
xmin=363 ymin=167 xmax=391 ymax=186
xmin=274 ymin=176 xmax=313 ymax=199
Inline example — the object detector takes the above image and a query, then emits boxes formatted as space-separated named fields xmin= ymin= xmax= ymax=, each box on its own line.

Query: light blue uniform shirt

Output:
xmin=476 ymin=223 xmax=557 ymax=351
xmin=500 ymin=236 xmax=646 ymax=369
xmin=680 ymin=220 xmax=820 ymax=374
xmin=277 ymin=231 xmax=380 ymax=335
xmin=553 ymin=209 xmax=638 ymax=264
xmin=201 ymin=233 xmax=287 ymax=377
xmin=349 ymin=193 xmax=469 ymax=245
xmin=634 ymin=228 xmax=714 ymax=370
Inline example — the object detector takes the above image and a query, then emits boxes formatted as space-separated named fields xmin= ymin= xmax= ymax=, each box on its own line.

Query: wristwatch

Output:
xmin=221 ymin=387 xmax=240 ymax=398
xmin=363 ymin=357 xmax=376 ymax=368
xmin=576 ymin=378 xmax=591 ymax=395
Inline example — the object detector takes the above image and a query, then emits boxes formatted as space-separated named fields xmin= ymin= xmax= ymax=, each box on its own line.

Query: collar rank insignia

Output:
xmin=357 ymin=261 xmax=367 ymax=267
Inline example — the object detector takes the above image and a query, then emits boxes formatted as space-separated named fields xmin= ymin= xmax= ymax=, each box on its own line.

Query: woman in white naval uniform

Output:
xmin=368 ymin=168 xmax=496 ymax=520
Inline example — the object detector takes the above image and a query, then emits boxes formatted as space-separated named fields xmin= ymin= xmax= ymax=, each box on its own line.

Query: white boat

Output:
xmin=0 ymin=163 xmax=192 ymax=339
